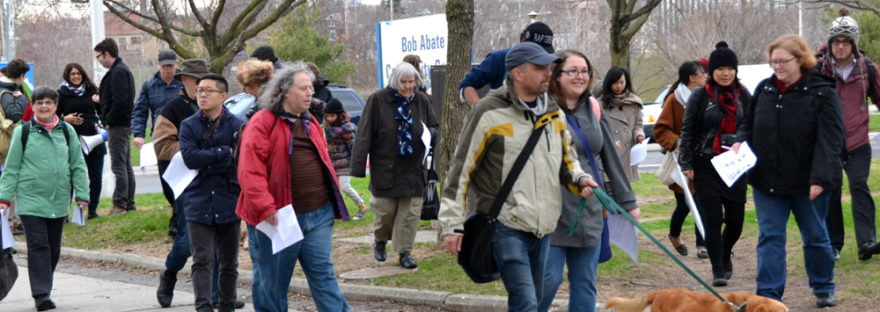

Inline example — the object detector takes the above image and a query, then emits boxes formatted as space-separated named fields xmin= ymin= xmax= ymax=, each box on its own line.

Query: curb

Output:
xmin=12 ymin=242 xmax=588 ymax=311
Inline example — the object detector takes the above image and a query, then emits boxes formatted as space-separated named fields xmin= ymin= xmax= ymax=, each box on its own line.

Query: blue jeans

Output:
xmin=754 ymin=189 xmax=835 ymax=301
xmin=538 ymin=244 xmax=600 ymax=312
xmin=248 ymin=203 xmax=349 ymax=312
xmin=493 ymin=222 xmax=550 ymax=312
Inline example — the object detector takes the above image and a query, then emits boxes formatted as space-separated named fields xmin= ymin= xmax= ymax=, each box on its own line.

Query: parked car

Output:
xmin=328 ymin=85 xmax=366 ymax=125
xmin=641 ymin=64 xmax=774 ymax=142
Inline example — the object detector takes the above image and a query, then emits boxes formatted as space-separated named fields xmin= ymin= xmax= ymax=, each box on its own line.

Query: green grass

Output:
xmin=55 ymin=160 xmax=880 ymax=298
xmin=871 ymin=113 xmax=880 ymax=132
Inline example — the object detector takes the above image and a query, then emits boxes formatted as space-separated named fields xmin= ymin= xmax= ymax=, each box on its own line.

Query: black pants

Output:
xmin=669 ymin=192 xmax=706 ymax=247
xmin=21 ymin=215 xmax=65 ymax=299
xmin=826 ymin=143 xmax=876 ymax=250
xmin=188 ymin=221 xmax=240 ymax=312
xmin=693 ymin=159 xmax=746 ymax=276
xmin=84 ymin=150 xmax=105 ymax=216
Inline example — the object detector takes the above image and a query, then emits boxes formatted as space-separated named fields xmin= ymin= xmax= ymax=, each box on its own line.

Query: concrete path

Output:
xmin=0 ymin=266 xmax=251 ymax=312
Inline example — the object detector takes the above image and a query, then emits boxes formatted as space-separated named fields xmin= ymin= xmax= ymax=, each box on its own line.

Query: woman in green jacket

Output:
xmin=0 ymin=86 xmax=89 ymax=311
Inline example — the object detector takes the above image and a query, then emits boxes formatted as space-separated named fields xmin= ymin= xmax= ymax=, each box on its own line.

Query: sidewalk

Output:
xmin=0 ymin=266 xmax=226 ymax=312
xmin=5 ymin=242 xmax=605 ymax=311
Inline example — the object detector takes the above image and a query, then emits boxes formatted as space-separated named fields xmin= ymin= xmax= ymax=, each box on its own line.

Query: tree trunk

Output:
xmin=606 ymin=0 xmax=662 ymax=71
xmin=438 ymin=0 xmax=474 ymax=183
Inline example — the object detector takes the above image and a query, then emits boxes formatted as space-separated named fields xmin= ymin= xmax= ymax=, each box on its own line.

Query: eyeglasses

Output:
xmin=769 ymin=57 xmax=797 ymax=67
xmin=95 ymin=52 xmax=104 ymax=60
xmin=561 ymin=69 xmax=591 ymax=77
xmin=831 ymin=39 xmax=852 ymax=46
xmin=195 ymin=88 xmax=222 ymax=95
xmin=34 ymin=100 xmax=56 ymax=106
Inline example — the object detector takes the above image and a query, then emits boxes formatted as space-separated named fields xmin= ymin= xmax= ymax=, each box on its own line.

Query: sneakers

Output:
xmin=832 ymin=248 xmax=841 ymax=261
xmin=352 ymin=204 xmax=367 ymax=221
xmin=374 ymin=241 xmax=387 ymax=262
xmin=399 ymin=252 xmax=418 ymax=269
xmin=157 ymin=270 xmax=177 ymax=308
xmin=668 ymin=235 xmax=688 ymax=256
xmin=109 ymin=205 xmax=128 ymax=216
xmin=816 ymin=293 xmax=838 ymax=308
xmin=858 ymin=241 xmax=880 ymax=261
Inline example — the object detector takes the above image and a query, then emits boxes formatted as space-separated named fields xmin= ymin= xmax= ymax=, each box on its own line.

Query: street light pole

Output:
xmin=90 ymin=0 xmax=106 ymax=81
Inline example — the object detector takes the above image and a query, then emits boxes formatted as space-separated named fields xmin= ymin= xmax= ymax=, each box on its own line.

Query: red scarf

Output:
xmin=33 ymin=115 xmax=60 ymax=132
xmin=705 ymin=83 xmax=739 ymax=154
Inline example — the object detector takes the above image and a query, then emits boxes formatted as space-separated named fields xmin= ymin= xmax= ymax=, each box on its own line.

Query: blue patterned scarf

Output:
xmin=389 ymin=87 xmax=414 ymax=157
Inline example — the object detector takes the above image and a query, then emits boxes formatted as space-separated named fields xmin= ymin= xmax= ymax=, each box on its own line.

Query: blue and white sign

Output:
xmin=375 ymin=14 xmax=447 ymax=89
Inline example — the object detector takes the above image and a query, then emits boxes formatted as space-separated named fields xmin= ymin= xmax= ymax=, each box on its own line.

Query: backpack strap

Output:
xmin=864 ymin=57 xmax=877 ymax=99
xmin=589 ymin=97 xmax=601 ymax=121
xmin=21 ymin=121 xmax=71 ymax=155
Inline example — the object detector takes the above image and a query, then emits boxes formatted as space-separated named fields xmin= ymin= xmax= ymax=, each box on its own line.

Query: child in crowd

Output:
xmin=323 ymin=98 xmax=368 ymax=219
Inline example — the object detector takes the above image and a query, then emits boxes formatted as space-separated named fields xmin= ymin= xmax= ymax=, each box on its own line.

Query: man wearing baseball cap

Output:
xmin=131 ymin=49 xmax=183 ymax=150
xmin=440 ymin=42 xmax=599 ymax=311
xmin=459 ymin=22 xmax=555 ymax=105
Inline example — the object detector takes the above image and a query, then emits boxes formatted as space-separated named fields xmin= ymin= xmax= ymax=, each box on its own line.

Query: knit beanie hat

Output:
xmin=324 ymin=98 xmax=345 ymax=114
xmin=708 ymin=41 xmax=738 ymax=74
xmin=829 ymin=8 xmax=859 ymax=45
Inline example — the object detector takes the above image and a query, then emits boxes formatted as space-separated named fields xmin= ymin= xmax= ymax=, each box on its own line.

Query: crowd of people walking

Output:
xmin=0 ymin=8 xmax=879 ymax=312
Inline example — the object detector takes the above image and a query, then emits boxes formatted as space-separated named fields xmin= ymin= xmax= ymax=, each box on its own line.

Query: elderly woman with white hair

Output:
xmin=236 ymin=63 xmax=351 ymax=312
xmin=351 ymin=62 xmax=439 ymax=269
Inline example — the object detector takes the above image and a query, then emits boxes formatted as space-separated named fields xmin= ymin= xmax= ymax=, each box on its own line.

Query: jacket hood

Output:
xmin=0 ymin=80 xmax=16 ymax=91
xmin=483 ymin=84 xmax=560 ymax=117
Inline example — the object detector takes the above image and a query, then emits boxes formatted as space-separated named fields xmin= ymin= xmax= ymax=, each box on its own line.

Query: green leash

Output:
xmin=592 ymin=187 xmax=747 ymax=312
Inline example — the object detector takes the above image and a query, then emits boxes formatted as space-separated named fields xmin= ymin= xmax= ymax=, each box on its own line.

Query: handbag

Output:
xmin=656 ymin=149 xmax=677 ymax=186
xmin=458 ymin=117 xmax=550 ymax=283
xmin=420 ymin=146 xmax=440 ymax=220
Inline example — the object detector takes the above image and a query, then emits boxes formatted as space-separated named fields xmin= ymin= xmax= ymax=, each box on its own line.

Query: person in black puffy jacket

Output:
xmin=736 ymin=34 xmax=844 ymax=308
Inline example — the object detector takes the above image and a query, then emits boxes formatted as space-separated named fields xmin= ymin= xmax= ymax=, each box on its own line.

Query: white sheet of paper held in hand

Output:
xmin=163 ymin=152 xmax=198 ymax=200
xmin=140 ymin=142 xmax=158 ymax=173
xmin=256 ymin=204 xmax=304 ymax=254
xmin=629 ymin=138 xmax=649 ymax=166
xmin=710 ymin=141 xmax=757 ymax=187
xmin=72 ymin=204 xmax=86 ymax=226
xmin=2 ymin=211 xmax=14 ymax=248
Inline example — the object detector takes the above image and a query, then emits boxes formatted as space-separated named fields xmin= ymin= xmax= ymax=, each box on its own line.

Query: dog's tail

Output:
xmin=604 ymin=294 xmax=652 ymax=312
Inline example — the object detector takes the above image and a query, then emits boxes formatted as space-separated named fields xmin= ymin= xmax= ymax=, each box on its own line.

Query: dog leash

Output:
xmin=594 ymin=187 xmax=748 ymax=312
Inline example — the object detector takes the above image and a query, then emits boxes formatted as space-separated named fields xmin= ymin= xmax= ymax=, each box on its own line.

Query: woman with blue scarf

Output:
xmin=351 ymin=62 xmax=439 ymax=269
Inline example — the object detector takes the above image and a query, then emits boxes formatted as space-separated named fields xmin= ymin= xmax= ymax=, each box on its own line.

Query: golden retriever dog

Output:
xmin=605 ymin=288 xmax=788 ymax=312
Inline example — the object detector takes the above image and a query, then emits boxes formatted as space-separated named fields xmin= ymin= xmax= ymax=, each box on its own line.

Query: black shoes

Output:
xmin=157 ymin=270 xmax=177 ymax=308
xmin=399 ymin=252 xmax=418 ymax=269
xmin=374 ymin=241 xmax=387 ymax=262
xmin=722 ymin=252 xmax=733 ymax=280
xmin=696 ymin=248 xmax=709 ymax=259
xmin=212 ymin=300 xmax=246 ymax=309
xmin=87 ymin=212 xmax=100 ymax=220
xmin=712 ymin=276 xmax=728 ymax=287
xmin=816 ymin=293 xmax=838 ymax=308
xmin=858 ymin=241 xmax=880 ymax=261
xmin=35 ymin=296 xmax=56 ymax=311
xmin=668 ymin=235 xmax=688 ymax=256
